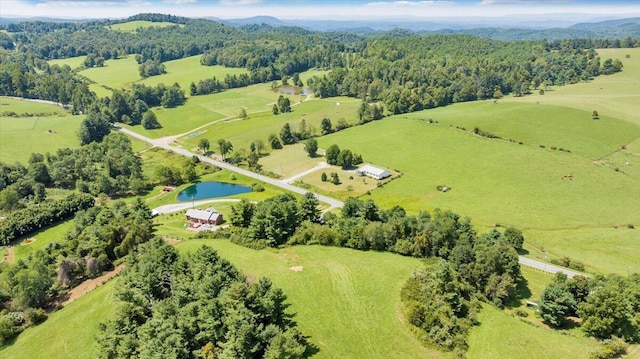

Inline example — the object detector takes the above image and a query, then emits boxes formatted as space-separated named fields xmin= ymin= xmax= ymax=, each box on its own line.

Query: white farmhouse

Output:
xmin=356 ymin=165 xmax=391 ymax=180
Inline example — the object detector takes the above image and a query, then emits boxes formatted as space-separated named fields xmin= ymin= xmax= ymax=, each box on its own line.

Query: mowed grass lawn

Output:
xmin=79 ymin=56 xmax=141 ymax=91
xmin=507 ymin=48 xmax=640 ymax=125
xmin=0 ymin=280 xmax=116 ymax=359
xmin=0 ymin=96 xmax=69 ymax=115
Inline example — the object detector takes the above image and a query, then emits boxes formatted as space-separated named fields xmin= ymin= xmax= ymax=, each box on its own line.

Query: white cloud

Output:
xmin=218 ymin=0 xmax=263 ymax=6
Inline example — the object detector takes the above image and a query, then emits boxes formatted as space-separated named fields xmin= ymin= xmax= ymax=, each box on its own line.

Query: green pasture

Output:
xmin=48 ymin=55 xmax=86 ymax=70
xmin=0 ymin=280 xmax=116 ymax=358
xmin=124 ymin=102 xmax=225 ymax=138
xmin=0 ymin=114 xmax=83 ymax=163
xmin=177 ymin=240 xmax=439 ymax=359
xmin=467 ymin=304 xmax=597 ymax=359
xmin=137 ymin=56 xmax=248 ymax=93
xmin=418 ymin=101 xmax=640 ymax=160
xmin=0 ymin=97 xmax=69 ymax=116
xmin=79 ymin=56 xmax=140 ymax=91
xmin=298 ymin=69 xmax=330 ymax=85
xmin=507 ymin=48 xmax=640 ymax=126
xmin=258 ymin=143 xmax=325 ymax=179
xmin=316 ymin=118 xmax=640 ymax=230
xmin=599 ymin=135 xmax=640 ymax=180
xmin=296 ymin=165 xmax=397 ymax=201
xmin=524 ymin=227 xmax=640 ymax=276
xmin=106 ymin=20 xmax=180 ymax=32
xmin=181 ymin=96 xmax=361 ymax=152
xmin=88 ymin=83 xmax=112 ymax=99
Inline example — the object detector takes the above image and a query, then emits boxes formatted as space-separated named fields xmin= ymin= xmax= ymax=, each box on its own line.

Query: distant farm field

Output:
xmin=106 ymin=20 xmax=181 ymax=32
xmin=507 ymin=48 xmax=640 ymax=125
xmin=79 ymin=56 xmax=141 ymax=91
xmin=48 ymin=55 xmax=86 ymax=70
xmin=137 ymin=56 xmax=249 ymax=92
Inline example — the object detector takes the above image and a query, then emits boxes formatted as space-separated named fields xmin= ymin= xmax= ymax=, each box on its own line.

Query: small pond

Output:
xmin=177 ymin=181 xmax=251 ymax=202
xmin=272 ymin=85 xmax=312 ymax=95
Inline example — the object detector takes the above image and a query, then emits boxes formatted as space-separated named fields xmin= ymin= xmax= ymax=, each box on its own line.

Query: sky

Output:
xmin=1 ymin=0 xmax=639 ymax=21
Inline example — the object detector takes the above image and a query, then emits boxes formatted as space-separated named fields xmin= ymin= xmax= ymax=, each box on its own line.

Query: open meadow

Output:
xmin=0 ymin=97 xmax=82 ymax=163
xmin=507 ymin=48 xmax=640 ymax=125
xmin=106 ymin=20 xmax=182 ymax=32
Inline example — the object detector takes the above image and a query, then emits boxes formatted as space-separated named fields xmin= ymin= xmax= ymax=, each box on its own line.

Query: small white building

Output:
xmin=185 ymin=208 xmax=223 ymax=225
xmin=356 ymin=165 xmax=391 ymax=180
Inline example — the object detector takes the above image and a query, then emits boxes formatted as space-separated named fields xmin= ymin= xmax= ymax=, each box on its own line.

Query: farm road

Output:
xmin=118 ymin=127 xmax=585 ymax=279
xmin=153 ymin=198 xmax=242 ymax=214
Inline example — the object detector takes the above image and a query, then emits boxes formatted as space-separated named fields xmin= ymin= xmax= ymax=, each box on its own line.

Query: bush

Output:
xmin=251 ymin=183 xmax=265 ymax=192
xmin=513 ymin=308 xmax=528 ymax=317
xmin=0 ymin=316 xmax=17 ymax=345
xmin=589 ymin=338 xmax=627 ymax=359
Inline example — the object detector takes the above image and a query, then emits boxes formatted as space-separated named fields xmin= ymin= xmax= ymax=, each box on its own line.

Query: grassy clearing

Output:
xmin=137 ymin=55 xmax=248 ymax=93
xmin=11 ymin=220 xmax=75 ymax=263
xmin=79 ymin=56 xmax=140 ymax=91
xmin=523 ymin=227 xmax=640 ymax=276
xmin=106 ymin=20 xmax=181 ymax=32
xmin=0 ymin=96 xmax=69 ymax=116
xmin=419 ymin=101 xmax=640 ymax=160
xmin=506 ymin=48 xmax=640 ymax=126
xmin=0 ymin=114 xmax=83 ymax=163
xmin=467 ymin=304 xmax=597 ymax=359
xmin=177 ymin=240 xmax=439 ymax=359
xmin=0 ymin=280 xmax=116 ymax=358
xmin=258 ymin=143 xmax=324 ymax=178
xmin=317 ymin=118 xmax=640 ymax=230
xmin=48 ymin=55 xmax=86 ymax=70
xmin=296 ymin=164 xmax=397 ymax=201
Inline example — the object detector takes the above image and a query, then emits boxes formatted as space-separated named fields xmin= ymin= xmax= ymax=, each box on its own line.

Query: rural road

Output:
xmin=118 ymin=127 xmax=585 ymax=279
xmin=153 ymin=198 xmax=242 ymax=214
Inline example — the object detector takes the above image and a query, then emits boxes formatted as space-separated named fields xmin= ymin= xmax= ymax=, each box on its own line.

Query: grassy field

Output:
xmin=106 ymin=20 xmax=181 ymax=32
xmin=180 ymin=95 xmax=361 ymax=152
xmin=467 ymin=304 xmax=597 ymax=359
xmin=420 ymin=101 xmax=640 ymax=160
xmin=48 ymin=55 xmax=86 ymax=70
xmin=0 ymin=113 xmax=83 ymax=163
xmin=79 ymin=56 xmax=141 ymax=91
xmin=0 ymin=97 xmax=69 ymax=116
xmin=11 ymin=220 xmax=75 ymax=263
xmin=0 ymin=280 xmax=116 ymax=358
xmin=177 ymin=240 xmax=441 ymax=359
xmin=507 ymin=48 xmax=640 ymax=126
xmin=137 ymin=55 xmax=249 ymax=93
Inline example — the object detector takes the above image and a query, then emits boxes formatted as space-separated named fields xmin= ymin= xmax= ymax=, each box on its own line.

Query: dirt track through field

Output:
xmin=61 ymin=264 xmax=124 ymax=307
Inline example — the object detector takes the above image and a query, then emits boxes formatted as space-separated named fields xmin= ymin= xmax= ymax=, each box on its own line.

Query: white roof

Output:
xmin=186 ymin=208 xmax=219 ymax=221
xmin=357 ymin=165 xmax=389 ymax=176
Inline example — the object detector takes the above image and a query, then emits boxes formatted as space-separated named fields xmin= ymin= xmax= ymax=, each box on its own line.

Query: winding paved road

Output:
xmin=119 ymin=127 xmax=585 ymax=279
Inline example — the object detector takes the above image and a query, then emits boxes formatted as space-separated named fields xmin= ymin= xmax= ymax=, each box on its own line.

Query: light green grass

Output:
xmin=106 ymin=20 xmax=180 ymax=32
xmin=177 ymin=240 xmax=440 ymax=359
xmin=181 ymin=95 xmax=361 ymax=152
xmin=317 ymin=118 xmax=640 ymax=230
xmin=258 ymin=143 xmax=324 ymax=178
xmin=79 ymin=56 xmax=140 ymax=91
xmin=298 ymin=69 xmax=330 ymax=85
xmin=0 ymin=97 xmax=69 ymax=116
xmin=524 ymin=227 xmax=640 ymax=276
xmin=0 ymin=114 xmax=83 ymax=163
xmin=48 ymin=55 xmax=86 ymax=70
xmin=0 ymin=280 xmax=116 ymax=358
xmin=137 ymin=56 xmax=248 ymax=93
xmin=468 ymin=304 xmax=597 ymax=359
xmin=506 ymin=48 xmax=640 ymax=126
xmin=420 ymin=101 xmax=640 ymax=160
xmin=124 ymin=103 xmax=225 ymax=138
xmin=12 ymin=220 xmax=74 ymax=263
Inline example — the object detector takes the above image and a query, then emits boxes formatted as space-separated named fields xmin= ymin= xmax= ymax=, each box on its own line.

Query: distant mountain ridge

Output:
xmin=1 ymin=13 xmax=639 ymax=41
